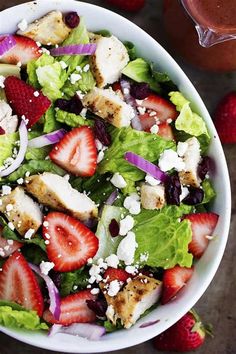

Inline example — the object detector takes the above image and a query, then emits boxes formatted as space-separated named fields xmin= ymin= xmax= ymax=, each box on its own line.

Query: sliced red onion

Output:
xmin=0 ymin=35 xmax=16 ymax=56
xmin=124 ymin=151 xmax=168 ymax=183
xmin=28 ymin=129 xmax=67 ymax=148
xmin=50 ymin=43 xmax=97 ymax=57
xmin=139 ymin=319 xmax=160 ymax=328
xmin=0 ymin=120 xmax=28 ymax=177
xmin=48 ymin=323 xmax=106 ymax=341
xmin=29 ymin=263 xmax=61 ymax=321
xmin=105 ymin=189 xmax=118 ymax=205
xmin=120 ymin=79 xmax=142 ymax=131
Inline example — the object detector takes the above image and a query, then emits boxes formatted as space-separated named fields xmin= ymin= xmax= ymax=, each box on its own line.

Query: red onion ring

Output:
xmin=48 ymin=323 xmax=106 ymax=341
xmin=0 ymin=35 xmax=16 ymax=56
xmin=50 ymin=43 xmax=97 ymax=56
xmin=28 ymin=129 xmax=67 ymax=148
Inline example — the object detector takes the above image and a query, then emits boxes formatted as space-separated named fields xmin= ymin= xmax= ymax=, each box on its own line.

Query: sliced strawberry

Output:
xmin=4 ymin=76 xmax=51 ymax=127
xmin=0 ymin=226 xmax=23 ymax=257
xmin=161 ymin=266 xmax=194 ymax=305
xmin=0 ymin=251 xmax=44 ymax=315
xmin=103 ymin=267 xmax=130 ymax=283
xmin=49 ymin=126 xmax=97 ymax=177
xmin=138 ymin=94 xmax=178 ymax=122
xmin=139 ymin=112 xmax=157 ymax=131
xmin=158 ymin=122 xmax=175 ymax=140
xmin=43 ymin=290 xmax=97 ymax=325
xmin=184 ymin=212 xmax=219 ymax=258
xmin=43 ymin=212 xmax=99 ymax=272
xmin=0 ymin=35 xmax=41 ymax=66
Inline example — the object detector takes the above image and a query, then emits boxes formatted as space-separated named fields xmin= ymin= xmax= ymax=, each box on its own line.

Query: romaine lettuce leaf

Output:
xmin=55 ymin=109 xmax=93 ymax=127
xmin=25 ymin=146 xmax=51 ymax=161
xmin=27 ymin=53 xmax=55 ymax=88
xmin=43 ymin=106 xmax=62 ymax=133
xmin=134 ymin=205 xmax=193 ymax=269
xmin=7 ymin=160 xmax=66 ymax=182
xmin=98 ymin=127 xmax=175 ymax=187
xmin=0 ymin=132 xmax=18 ymax=167
xmin=60 ymin=268 xmax=89 ymax=296
xmin=94 ymin=205 xmax=125 ymax=261
xmin=169 ymin=91 xmax=210 ymax=139
xmin=0 ymin=303 xmax=48 ymax=331
xmin=201 ymin=179 xmax=216 ymax=205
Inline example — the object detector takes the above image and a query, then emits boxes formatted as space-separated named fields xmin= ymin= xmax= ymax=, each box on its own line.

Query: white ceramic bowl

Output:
xmin=0 ymin=0 xmax=231 ymax=352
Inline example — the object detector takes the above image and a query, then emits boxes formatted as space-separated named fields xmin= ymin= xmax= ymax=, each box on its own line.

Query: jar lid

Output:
xmin=181 ymin=0 xmax=236 ymax=47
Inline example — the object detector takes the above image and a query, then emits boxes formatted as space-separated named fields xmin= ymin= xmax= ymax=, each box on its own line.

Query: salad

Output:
xmin=0 ymin=10 xmax=219 ymax=339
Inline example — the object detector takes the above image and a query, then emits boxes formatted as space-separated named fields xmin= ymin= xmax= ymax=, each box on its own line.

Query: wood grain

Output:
xmin=0 ymin=1 xmax=235 ymax=353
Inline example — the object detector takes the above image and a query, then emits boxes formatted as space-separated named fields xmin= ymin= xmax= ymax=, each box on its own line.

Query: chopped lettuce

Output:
xmin=94 ymin=206 xmax=125 ymax=261
xmin=0 ymin=303 xmax=48 ymax=331
xmin=123 ymin=41 xmax=137 ymax=60
xmin=7 ymin=160 xmax=66 ymax=182
xmin=169 ymin=92 xmax=210 ymax=139
xmin=25 ymin=146 xmax=51 ymax=161
xmin=43 ymin=106 xmax=61 ymax=133
xmin=55 ymin=109 xmax=92 ymax=128
xmin=27 ymin=53 xmax=55 ymax=88
xmin=0 ymin=132 xmax=18 ymax=167
xmin=134 ymin=205 xmax=193 ymax=269
xmin=98 ymin=127 xmax=175 ymax=187
xmin=122 ymin=58 xmax=161 ymax=93
xmin=36 ymin=62 xmax=67 ymax=101
xmin=201 ymin=179 xmax=216 ymax=205
xmin=60 ymin=268 xmax=89 ymax=297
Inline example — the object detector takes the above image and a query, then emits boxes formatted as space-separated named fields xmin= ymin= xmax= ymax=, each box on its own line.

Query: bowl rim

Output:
xmin=0 ymin=0 xmax=231 ymax=353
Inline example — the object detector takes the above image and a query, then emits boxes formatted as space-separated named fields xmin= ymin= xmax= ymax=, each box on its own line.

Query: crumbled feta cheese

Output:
xmin=25 ymin=171 xmax=30 ymax=178
xmin=0 ymin=75 xmax=5 ymax=88
xmin=76 ymin=90 xmax=85 ymax=100
xmin=91 ymin=288 xmax=100 ymax=295
xmin=24 ymin=228 xmax=35 ymax=239
xmin=125 ymin=265 xmax=137 ymax=274
xmin=4 ymin=245 xmax=10 ymax=251
xmin=158 ymin=149 xmax=185 ymax=172
xmin=8 ymin=222 xmax=15 ymax=231
xmin=6 ymin=204 xmax=13 ymax=212
xmin=0 ymin=249 xmax=5 ymax=257
xmin=7 ymin=239 xmax=14 ymax=245
xmin=59 ymin=61 xmax=68 ymax=69
xmin=107 ymin=280 xmax=121 ymax=297
xmin=140 ymin=252 xmax=149 ymax=263
xmin=17 ymin=18 xmax=28 ymax=31
xmin=95 ymin=139 xmax=103 ymax=151
xmin=2 ymin=185 xmax=11 ymax=195
xmin=145 ymin=174 xmax=160 ymax=186
xmin=39 ymin=261 xmax=55 ymax=275
xmin=110 ymin=173 xmax=127 ymax=189
xmin=137 ymin=106 xmax=146 ymax=115
xmin=136 ymin=99 xmax=143 ymax=105
xmin=97 ymin=258 xmax=108 ymax=269
xmin=80 ymin=108 xmax=87 ymax=118
xmin=123 ymin=194 xmax=141 ymax=215
xmin=117 ymin=231 xmax=137 ymax=265
xmin=177 ymin=141 xmax=188 ymax=157
xmin=70 ymin=73 xmax=82 ymax=84
xmin=36 ymin=41 xmax=42 ymax=47
xmin=97 ymin=150 xmax=105 ymax=163
xmin=43 ymin=221 xmax=49 ymax=227
xmin=89 ymin=264 xmax=103 ymax=284
xmin=83 ymin=64 xmax=90 ymax=72
xmin=87 ymin=257 xmax=93 ymax=264
xmin=17 ymin=178 xmax=24 ymax=185
xmin=150 ymin=124 xmax=159 ymax=134
xmin=119 ymin=215 xmax=134 ymax=236
xmin=149 ymin=111 xmax=157 ymax=117
xmin=45 ymin=240 xmax=50 ymax=245
xmin=16 ymin=61 xmax=22 ymax=67
xmin=33 ymin=91 xmax=40 ymax=97
xmin=180 ymin=186 xmax=189 ymax=202
xmin=76 ymin=66 xmax=82 ymax=72
xmin=105 ymin=254 xmax=119 ymax=269
xmin=167 ymin=118 xmax=172 ymax=124
xmin=41 ymin=47 xmax=50 ymax=55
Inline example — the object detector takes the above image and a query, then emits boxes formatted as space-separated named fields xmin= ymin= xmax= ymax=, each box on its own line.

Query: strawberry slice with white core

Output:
xmin=184 ymin=212 xmax=219 ymax=258
xmin=43 ymin=290 xmax=97 ymax=325
xmin=161 ymin=266 xmax=194 ymax=305
xmin=0 ymin=251 xmax=44 ymax=316
xmin=0 ymin=35 xmax=41 ymax=66
xmin=0 ymin=225 xmax=23 ymax=257
xmin=49 ymin=126 xmax=97 ymax=177
xmin=43 ymin=212 xmax=99 ymax=272
xmin=138 ymin=94 xmax=178 ymax=122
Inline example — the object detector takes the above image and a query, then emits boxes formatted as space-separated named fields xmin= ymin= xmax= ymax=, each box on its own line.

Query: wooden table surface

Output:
xmin=0 ymin=1 xmax=235 ymax=353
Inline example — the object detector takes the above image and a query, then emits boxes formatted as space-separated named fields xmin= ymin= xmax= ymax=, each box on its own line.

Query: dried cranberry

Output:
xmin=86 ymin=298 xmax=107 ymax=318
xmin=182 ymin=187 xmax=204 ymax=205
xmin=55 ymin=95 xmax=83 ymax=115
xmin=64 ymin=12 xmax=80 ymax=28
xmin=130 ymin=82 xmax=150 ymax=100
xmin=165 ymin=174 xmax=181 ymax=206
xmin=94 ymin=118 xmax=111 ymax=146
xmin=109 ymin=218 xmax=120 ymax=237
xmin=198 ymin=156 xmax=211 ymax=180
xmin=0 ymin=126 xmax=5 ymax=135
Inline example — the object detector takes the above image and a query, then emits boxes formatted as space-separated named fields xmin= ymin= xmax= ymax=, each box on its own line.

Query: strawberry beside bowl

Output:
xmin=0 ymin=0 xmax=231 ymax=352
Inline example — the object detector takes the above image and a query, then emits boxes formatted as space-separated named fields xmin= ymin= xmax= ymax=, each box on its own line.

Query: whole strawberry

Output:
xmin=214 ymin=91 xmax=236 ymax=143
xmin=105 ymin=0 xmax=145 ymax=12
xmin=153 ymin=310 xmax=211 ymax=352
